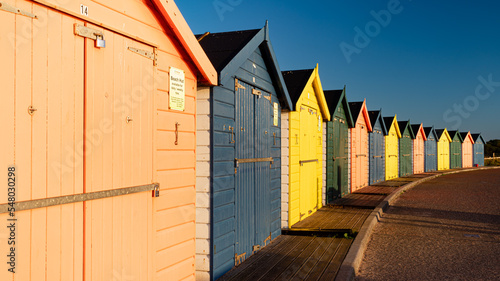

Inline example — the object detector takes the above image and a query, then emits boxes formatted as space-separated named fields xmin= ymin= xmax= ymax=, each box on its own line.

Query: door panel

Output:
xmin=234 ymin=80 xmax=272 ymax=262
xmin=235 ymin=80 xmax=255 ymax=260
xmin=0 ymin=7 xmax=85 ymax=281
xmin=254 ymin=88 xmax=271 ymax=250
xmin=84 ymin=26 xmax=153 ymax=281
xmin=299 ymin=107 xmax=318 ymax=218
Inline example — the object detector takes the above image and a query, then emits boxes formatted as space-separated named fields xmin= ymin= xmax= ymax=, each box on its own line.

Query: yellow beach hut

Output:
xmin=281 ymin=65 xmax=330 ymax=227
xmin=383 ymin=115 xmax=402 ymax=180
xmin=436 ymin=129 xmax=452 ymax=170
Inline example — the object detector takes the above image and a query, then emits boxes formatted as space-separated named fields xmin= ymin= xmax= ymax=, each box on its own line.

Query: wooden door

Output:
xmin=234 ymin=80 xmax=256 ymax=261
xmin=425 ymin=137 xmax=437 ymax=172
xmin=385 ymin=130 xmax=399 ymax=180
xmin=254 ymin=87 xmax=272 ymax=253
xmin=234 ymin=80 xmax=273 ymax=261
xmin=84 ymin=25 xmax=154 ymax=281
xmin=463 ymin=141 xmax=472 ymax=168
xmin=370 ymin=129 xmax=384 ymax=185
xmin=360 ymin=124 xmax=368 ymax=187
xmin=0 ymin=5 xmax=85 ymax=281
xmin=299 ymin=106 xmax=318 ymax=219
xmin=326 ymin=121 xmax=335 ymax=201
xmin=438 ymin=139 xmax=449 ymax=170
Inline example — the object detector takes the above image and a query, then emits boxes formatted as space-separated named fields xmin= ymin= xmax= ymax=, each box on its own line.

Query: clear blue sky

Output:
xmin=177 ymin=0 xmax=500 ymax=141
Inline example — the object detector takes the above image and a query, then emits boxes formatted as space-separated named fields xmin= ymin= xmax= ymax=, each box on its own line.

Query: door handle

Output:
xmin=229 ymin=126 xmax=235 ymax=144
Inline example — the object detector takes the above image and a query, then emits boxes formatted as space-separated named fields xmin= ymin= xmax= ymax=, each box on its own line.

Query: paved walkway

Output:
xmin=355 ymin=169 xmax=500 ymax=281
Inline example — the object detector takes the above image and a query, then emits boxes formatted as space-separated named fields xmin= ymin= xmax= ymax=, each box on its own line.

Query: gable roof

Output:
xmin=398 ymin=120 xmax=415 ymax=138
xmin=471 ymin=133 xmax=486 ymax=144
xmin=197 ymin=23 xmax=292 ymax=109
xmin=282 ymin=65 xmax=330 ymax=120
xmin=151 ymin=0 xmax=217 ymax=85
xmin=282 ymin=69 xmax=315 ymax=104
xmin=411 ymin=123 xmax=427 ymax=141
xmin=324 ymin=87 xmax=354 ymax=128
xmin=348 ymin=100 xmax=372 ymax=131
xmin=436 ymin=129 xmax=452 ymax=142
xmin=383 ymin=115 xmax=401 ymax=138
xmin=368 ymin=110 xmax=387 ymax=135
xmin=448 ymin=130 xmax=464 ymax=142
xmin=424 ymin=126 xmax=438 ymax=140
xmin=460 ymin=132 xmax=475 ymax=144
xmin=196 ymin=29 xmax=260 ymax=72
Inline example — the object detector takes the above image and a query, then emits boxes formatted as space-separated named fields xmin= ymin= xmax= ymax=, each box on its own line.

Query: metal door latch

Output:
xmin=28 ymin=105 xmax=37 ymax=115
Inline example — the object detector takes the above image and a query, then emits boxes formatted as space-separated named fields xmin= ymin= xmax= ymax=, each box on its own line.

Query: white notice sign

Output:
xmin=273 ymin=102 xmax=279 ymax=126
xmin=169 ymin=67 xmax=185 ymax=111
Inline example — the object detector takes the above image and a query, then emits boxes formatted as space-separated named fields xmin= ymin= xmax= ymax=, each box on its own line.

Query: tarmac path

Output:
xmin=355 ymin=169 xmax=500 ymax=281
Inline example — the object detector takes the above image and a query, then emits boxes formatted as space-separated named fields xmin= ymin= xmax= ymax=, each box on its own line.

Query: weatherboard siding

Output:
xmin=322 ymin=122 xmax=327 ymax=206
xmin=281 ymin=112 xmax=290 ymax=228
xmin=196 ymin=87 xmax=211 ymax=281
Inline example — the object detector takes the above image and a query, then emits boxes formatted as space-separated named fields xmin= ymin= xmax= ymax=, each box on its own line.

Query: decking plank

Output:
xmin=305 ymin=238 xmax=344 ymax=281
xmin=289 ymin=237 xmax=334 ymax=281
xmin=318 ymin=239 xmax=353 ymax=280
xmin=262 ymin=236 xmax=322 ymax=281
xmin=220 ymin=235 xmax=302 ymax=281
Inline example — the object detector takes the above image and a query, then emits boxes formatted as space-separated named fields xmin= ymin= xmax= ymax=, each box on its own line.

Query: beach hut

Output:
xmin=383 ymin=116 xmax=401 ymax=180
xmin=424 ymin=127 xmax=438 ymax=172
xmin=368 ymin=110 xmax=387 ymax=185
xmin=436 ymin=129 xmax=452 ymax=170
xmin=472 ymin=133 xmax=485 ymax=166
xmin=324 ymin=88 xmax=354 ymax=202
xmin=411 ymin=124 xmax=427 ymax=174
xmin=195 ymin=24 xmax=293 ymax=280
xmin=281 ymin=65 xmax=330 ymax=228
xmin=448 ymin=130 xmax=463 ymax=169
xmin=348 ymin=101 xmax=372 ymax=192
xmin=460 ymin=132 xmax=475 ymax=168
xmin=0 ymin=1 xmax=217 ymax=280
xmin=398 ymin=121 xmax=414 ymax=177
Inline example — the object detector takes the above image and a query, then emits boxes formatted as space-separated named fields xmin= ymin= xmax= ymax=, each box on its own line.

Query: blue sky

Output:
xmin=177 ymin=0 xmax=500 ymax=141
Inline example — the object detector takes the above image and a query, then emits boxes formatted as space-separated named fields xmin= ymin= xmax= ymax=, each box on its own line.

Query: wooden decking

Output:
xmin=218 ymin=235 xmax=353 ymax=281
xmin=217 ymin=172 xmax=444 ymax=280
xmin=290 ymin=207 xmax=371 ymax=233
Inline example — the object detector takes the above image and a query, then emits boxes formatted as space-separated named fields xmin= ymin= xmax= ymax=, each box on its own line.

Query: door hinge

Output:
xmin=0 ymin=1 xmax=37 ymax=18
xmin=235 ymin=252 xmax=246 ymax=266
xmin=263 ymin=94 xmax=272 ymax=103
xmin=128 ymin=46 xmax=157 ymax=66
xmin=235 ymin=79 xmax=246 ymax=91
xmin=264 ymin=232 xmax=272 ymax=246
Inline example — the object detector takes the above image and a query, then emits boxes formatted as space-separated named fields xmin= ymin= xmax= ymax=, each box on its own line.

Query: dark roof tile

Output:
xmin=282 ymin=69 xmax=314 ymax=104
xmin=196 ymin=29 xmax=260 ymax=72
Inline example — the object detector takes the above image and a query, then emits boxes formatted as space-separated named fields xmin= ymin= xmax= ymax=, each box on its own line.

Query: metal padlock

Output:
xmin=95 ymin=34 xmax=106 ymax=48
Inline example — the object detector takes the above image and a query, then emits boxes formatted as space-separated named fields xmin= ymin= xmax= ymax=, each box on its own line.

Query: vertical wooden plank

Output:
xmin=100 ymin=29 xmax=115 ymax=281
xmin=60 ymin=14 xmax=76 ymax=281
xmin=29 ymin=3 xmax=47 ymax=280
xmin=84 ymin=35 xmax=94 ymax=281
xmin=112 ymin=33 xmax=124 ymax=281
xmin=46 ymin=9 xmax=63 ymax=281
xmin=0 ymin=6 xmax=16 ymax=281
xmin=130 ymin=43 xmax=141 ymax=280
xmin=74 ymin=17 xmax=85 ymax=281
